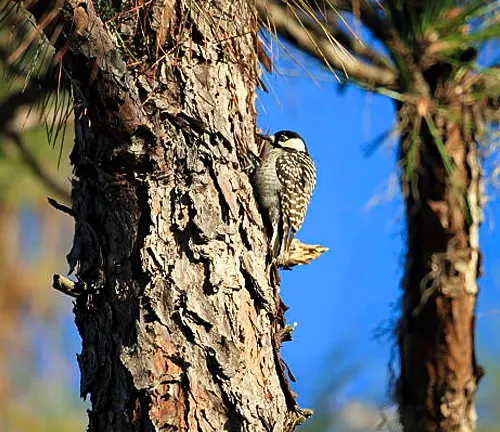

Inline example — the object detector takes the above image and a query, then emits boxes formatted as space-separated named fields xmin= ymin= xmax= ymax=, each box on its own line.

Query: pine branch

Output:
xmin=258 ymin=0 xmax=397 ymax=88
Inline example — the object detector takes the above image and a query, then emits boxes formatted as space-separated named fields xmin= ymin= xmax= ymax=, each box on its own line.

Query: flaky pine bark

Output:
xmin=397 ymin=79 xmax=483 ymax=431
xmin=16 ymin=0 xmax=309 ymax=430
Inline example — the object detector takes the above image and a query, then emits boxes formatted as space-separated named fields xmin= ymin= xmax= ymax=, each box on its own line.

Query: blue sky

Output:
xmin=257 ymin=57 xmax=500 ymax=409
xmin=258 ymin=66 xmax=401 ymax=406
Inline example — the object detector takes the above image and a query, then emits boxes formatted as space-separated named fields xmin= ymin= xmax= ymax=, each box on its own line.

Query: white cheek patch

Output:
xmin=283 ymin=138 xmax=306 ymax=152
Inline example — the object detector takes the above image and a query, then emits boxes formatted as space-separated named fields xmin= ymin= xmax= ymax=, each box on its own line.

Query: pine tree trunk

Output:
xmin=19 ymin=0 xmax=305 ymax=430
xmin=397 ymin=87 xmax=483 ymax=431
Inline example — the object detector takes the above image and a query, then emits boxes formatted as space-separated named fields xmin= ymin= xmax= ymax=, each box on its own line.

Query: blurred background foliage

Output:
xmin=0 ymin=45 xmax=86 ymax=428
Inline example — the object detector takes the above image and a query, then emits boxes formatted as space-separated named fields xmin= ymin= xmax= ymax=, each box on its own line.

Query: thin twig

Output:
xmin=52 ymin=274 xmax=83 ymax=297
xmin=47 ymin=197 xmax=74 ymax=216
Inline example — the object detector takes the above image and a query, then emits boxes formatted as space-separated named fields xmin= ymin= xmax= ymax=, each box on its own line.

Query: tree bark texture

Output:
xmin=19 ymin=0 xmax=305 ymax=430
xmin=397 ymin=78 xmax=483 ymax=431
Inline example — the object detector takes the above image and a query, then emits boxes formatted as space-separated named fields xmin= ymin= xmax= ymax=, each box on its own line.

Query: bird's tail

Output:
xmin=284 ymin=229 xmax=296 ymax=257
xmin=271 ymin=222 xmax=295 ymax=264
xmin=271 ymin=221 xmax=284 ymax=259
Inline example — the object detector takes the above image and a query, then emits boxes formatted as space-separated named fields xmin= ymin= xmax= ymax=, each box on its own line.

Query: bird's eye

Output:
xmin=279 ymin=135 xmax=287 ymax=142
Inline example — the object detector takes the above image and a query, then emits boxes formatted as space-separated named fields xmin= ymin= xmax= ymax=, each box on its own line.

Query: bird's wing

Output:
xmin=275 ymin=152 xmax=316 ymax=233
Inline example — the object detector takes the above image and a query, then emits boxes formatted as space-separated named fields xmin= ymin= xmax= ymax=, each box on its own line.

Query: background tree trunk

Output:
xmin=397 ymin=76 xmax=483 ymax=431
xmin=20 ymin=0 xmax=305 ymax=430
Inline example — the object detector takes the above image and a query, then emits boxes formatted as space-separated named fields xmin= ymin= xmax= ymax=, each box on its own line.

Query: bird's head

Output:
xmin=270 ymin=130 xmax=307 ymax=153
